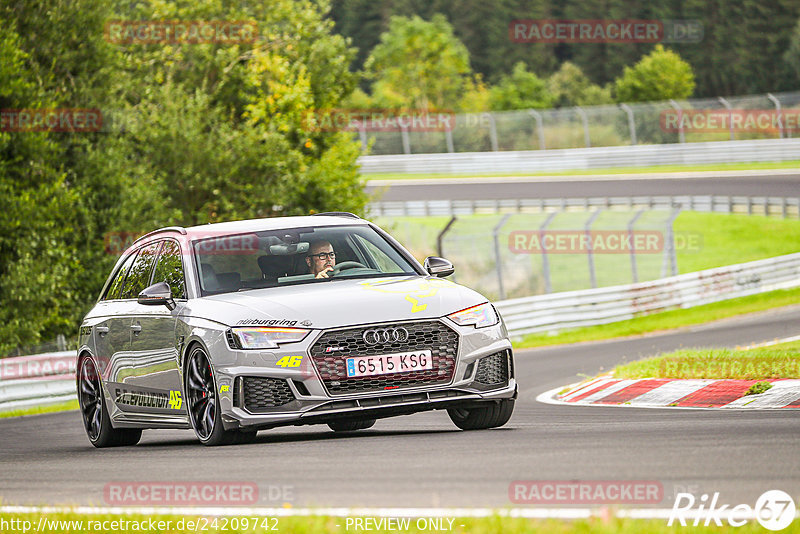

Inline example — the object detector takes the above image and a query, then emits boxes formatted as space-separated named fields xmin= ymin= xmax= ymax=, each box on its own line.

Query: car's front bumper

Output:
xmin=207 ymin=318 xmax=516 ymax=431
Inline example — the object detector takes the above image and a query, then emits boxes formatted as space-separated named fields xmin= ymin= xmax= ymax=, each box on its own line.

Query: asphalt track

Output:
xmin=2 ymin=306 xmax=798 ymax=509
xmin=366 ymin=171 xmax=800 ymax=202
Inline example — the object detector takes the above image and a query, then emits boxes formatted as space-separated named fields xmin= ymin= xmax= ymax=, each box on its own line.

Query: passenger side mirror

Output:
xmin=424 ymin=256 xmax=454 ymax=278
xmin=138 ymin=281 xmax=176 ymax=310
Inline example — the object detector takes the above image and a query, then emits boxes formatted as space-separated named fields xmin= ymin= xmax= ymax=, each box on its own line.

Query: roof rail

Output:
xmin=312 ymin=212 xmax=361 ymax=219
xmin=132 ymin=226 xmax=188 ymax=246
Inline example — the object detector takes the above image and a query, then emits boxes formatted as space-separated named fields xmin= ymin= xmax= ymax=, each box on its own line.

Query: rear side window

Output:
xmin=120 ymin=242 xmax=161 ymax=299
xmin=104 ymin=252 xmax=138 ymax=300
xmin=152 ymin=240 xmax=186 ymax=299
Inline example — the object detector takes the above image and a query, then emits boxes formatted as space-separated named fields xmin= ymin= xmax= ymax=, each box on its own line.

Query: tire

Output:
xmin=447 ymin=399 xmax=514 ymax=430
xmin=78 ymin=356 xmax=142 ymax=448
xmin=185 ymin=345 xmax=240 ymax=446
xmin=327 ymin=418 xmax=377 ymax=432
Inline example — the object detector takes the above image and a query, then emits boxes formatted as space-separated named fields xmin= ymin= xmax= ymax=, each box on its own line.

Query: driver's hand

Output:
xmin=315 ymin=266 xmax=333 ymax=279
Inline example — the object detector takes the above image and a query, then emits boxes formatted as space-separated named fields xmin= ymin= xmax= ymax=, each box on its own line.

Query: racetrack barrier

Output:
xmin=2 ymin=252 xmax=799 ymax=410
xmin=494 ymin=251 xmax=800 ymax=337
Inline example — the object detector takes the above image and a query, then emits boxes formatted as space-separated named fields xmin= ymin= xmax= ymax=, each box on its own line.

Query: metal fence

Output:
xmin=368 ymin=195 xmax=800 ymax=219
xmin=4 ymin=251 xmax=799 ymax=412
xmin=495 ymin=251 xmax=800 ymax=337
xmin=359 ymin=91 xmax=800 ymax=156
xmin=0 ymin=351 xmax=76 ymax=411
xmin=371 ymin=195 xmax=800 ymax=301
xmin=358 ymin=137 xmax=800 ymax=174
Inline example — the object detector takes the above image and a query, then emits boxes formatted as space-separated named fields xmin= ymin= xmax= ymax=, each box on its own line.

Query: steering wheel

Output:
xmin=331 ymin=261 xmax=367 ymax=275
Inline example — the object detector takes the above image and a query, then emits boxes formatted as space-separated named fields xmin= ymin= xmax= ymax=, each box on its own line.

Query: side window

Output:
xmin=104 ymin=252 xmax=138 ymax=300
xmin=152 ymin=240 xmax=186 ymax=299
xmin=120 ymin=242 xmax=161 ymax=299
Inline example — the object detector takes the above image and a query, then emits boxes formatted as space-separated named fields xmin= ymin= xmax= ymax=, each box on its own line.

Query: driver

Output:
xmin=306 ymin=240 xmax=336 ymax=279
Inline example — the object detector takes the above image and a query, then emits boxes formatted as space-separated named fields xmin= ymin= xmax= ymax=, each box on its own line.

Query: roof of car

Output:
xmin=128 ymin=214 xmax=370 ymax=250
xmin=184 ymin=215 xmax=367 ymax=237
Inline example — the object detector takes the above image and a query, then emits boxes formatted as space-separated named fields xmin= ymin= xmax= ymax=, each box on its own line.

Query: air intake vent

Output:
xmin=474 ymin=351 xmax=510 ymax=386
xmin=239 ymin=377 xmax=296 ymax=412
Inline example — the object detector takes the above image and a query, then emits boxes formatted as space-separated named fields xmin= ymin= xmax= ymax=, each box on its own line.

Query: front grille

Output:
xmin=474 ymin=351 xmax=510 ymax=385
xmin=239 ymin=377 xmax=295 ymax=411
xmin=309 ymin=320 xmax=459 ymax=395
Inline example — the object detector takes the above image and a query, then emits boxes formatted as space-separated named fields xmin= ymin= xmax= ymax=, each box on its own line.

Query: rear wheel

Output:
xmin=185 ymin=345 xmax=240 ymax=446
xmin=447 ymin=399 xmax=514 ymax=430
xmin=78 ymin=356 xmax=141 ymax=447
xmin=327 ymin=418 xmax=376 ymax=432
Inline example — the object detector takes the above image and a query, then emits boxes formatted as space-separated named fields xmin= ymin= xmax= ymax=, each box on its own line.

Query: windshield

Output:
xmin=192 ymin=224 xmax=418 ymax=296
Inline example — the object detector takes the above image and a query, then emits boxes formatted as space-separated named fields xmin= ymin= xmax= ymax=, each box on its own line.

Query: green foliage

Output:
xmin=488 ymin=62 xmax=554 ymax=111
xmin=613 ymin=45 xmax=696 ymax=103
xmin=547 ymin=62 xmax=613 ymax=107
xmin=745 ymin=381 xmax=774 ymax=395
xmin=785 ymin=18 xmax=800 ymax=81
xmin=364 ymin=14 xmax=472 ymax=110
xmin=0 ymin=0 xmax=367 ymax=354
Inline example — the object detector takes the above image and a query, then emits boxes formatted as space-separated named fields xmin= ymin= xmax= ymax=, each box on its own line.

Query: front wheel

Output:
xmin=185 ymin=345 xmax=240 ymax=446
xmin=78 ymin=356 xmax=141 ymax=447
xmin=447 ymin=399 xmax=514 ymax=430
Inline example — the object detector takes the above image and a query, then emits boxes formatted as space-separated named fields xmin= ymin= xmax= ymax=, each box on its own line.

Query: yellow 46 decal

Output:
xmin=275 ymin=355 xmax=303 ymax=368
xmin=168 ymin=390 xmax=183 ymax=409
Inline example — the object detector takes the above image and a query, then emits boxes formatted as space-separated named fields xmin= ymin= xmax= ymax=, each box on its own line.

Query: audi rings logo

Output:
xmin=363 ymin=327 xmax=409 ymax=345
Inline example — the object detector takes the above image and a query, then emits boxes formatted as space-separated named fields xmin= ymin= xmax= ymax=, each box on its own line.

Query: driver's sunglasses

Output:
xmin=309 ymin=252 xmax=335 ymax=260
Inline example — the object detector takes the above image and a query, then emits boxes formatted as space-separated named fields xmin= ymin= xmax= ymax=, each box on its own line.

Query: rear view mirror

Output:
xmin=424 ymin=256 xmax=455 ymax=278
xmin=269 ymin=242 xmax=310 ymax=255
xmin=138 ymin=281 xmax=176 ymax=310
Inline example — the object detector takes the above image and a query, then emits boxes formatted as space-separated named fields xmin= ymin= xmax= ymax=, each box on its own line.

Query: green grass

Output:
xmin=1 ymin=512 xmax=795 ymax=534
xmin=745 ymin=381 xmax=774 ymax=395
xmin=514 ymin=286 xmax=800 ymax=349
xmin=0 ymin=399 xmax=78 ymax=419
xmin=364 ymin=160 xmax=800 ymax=180
xmin=612 ymin=347 xmax=800 ymax=379
xmin=675 ymin=212 xmax=800 ymax=273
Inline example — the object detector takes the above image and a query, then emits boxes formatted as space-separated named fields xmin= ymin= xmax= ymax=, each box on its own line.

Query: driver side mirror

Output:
xmin=424 ymin=256 xmax=454 ymax=278
xmin=138 ymin=281 xmax=176 ymax=310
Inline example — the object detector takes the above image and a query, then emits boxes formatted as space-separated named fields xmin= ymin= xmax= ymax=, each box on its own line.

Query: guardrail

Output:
xmin=495 ymin=252 xmax=800 ymax=337
xmin=368 ymin=195 xmax=800 ymax=218
xmin=2 ymin=251 xmax=799 ymax=410
xmin=358 ymin=138 xmax=800 ymax=174
xmin=0 ymin=352 xmax=76 ymax=411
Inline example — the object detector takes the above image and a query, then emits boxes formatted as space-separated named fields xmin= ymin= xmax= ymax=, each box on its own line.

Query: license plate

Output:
xmin=346 ymin=350 xmax=433 ymax=378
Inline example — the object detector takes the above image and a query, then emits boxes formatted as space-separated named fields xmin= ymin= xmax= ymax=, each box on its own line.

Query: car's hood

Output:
xmin=184 ymin=276 xmax=487 ymax=329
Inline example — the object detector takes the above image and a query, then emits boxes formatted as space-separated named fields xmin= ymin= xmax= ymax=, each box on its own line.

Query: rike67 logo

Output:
xmin=669 ymin=490 xmax=796 ymax=531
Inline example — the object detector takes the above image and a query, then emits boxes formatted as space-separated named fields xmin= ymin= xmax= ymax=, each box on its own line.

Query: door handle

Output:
xmin=131 ymin=324 xmax=142 ymax=334
xmin=95 ymin=326 xmax=109 ymax=335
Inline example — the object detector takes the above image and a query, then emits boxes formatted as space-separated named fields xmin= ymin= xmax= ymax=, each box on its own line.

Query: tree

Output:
xmin=364 ymin=14 xmax=472 ymax=110
xmin=547 ymin=62 xmax=612 ymax=107
xmin=614 ymin=45 xmax=696 ymax=103
xmin=488 ymin=62 xmax=554 ymax=111
xmin=0 ymin=0 xmax=367 ymax=353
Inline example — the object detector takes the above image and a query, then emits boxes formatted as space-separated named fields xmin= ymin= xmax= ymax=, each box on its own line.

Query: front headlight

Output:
xmin=447 ymin=303 xmax=499 ymax=328
xmin=231 ymin=327 xmax=310 ymax=349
